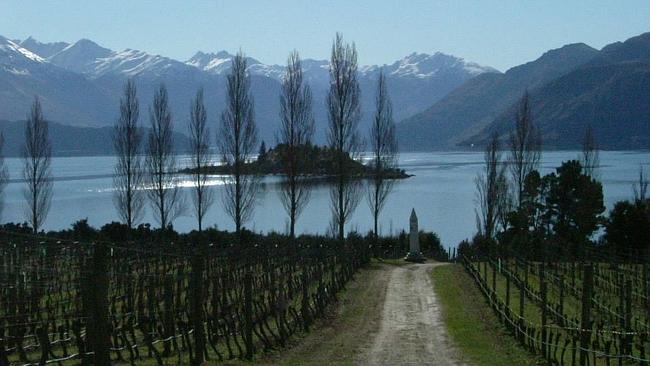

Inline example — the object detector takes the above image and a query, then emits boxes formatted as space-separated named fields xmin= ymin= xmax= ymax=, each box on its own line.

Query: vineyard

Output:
xmin=463 ymin=244 xmax=650 ymax=366
xmin=0 ymin=230 xmax=375 ymax=365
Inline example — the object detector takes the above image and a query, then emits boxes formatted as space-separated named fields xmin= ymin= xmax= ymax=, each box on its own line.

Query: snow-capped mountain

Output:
xmin=186 ymin=51 xmax=286 ymax=80
xmin=186 ymin=51 xmax=234 ymax=73
xmin=7 ymin=35 xmax=497 ymax=144
xmin=45 ymin=40 xmax=199 ymax=80
xmin=88 ymin=48 xmax=199 ymax=79
xmin=19 ymin=36 xmax=69 ymax=58
xmin=0 ymin=36 xmax=115 ymax=126
xmin=185 ymin=50 xmax=496 ymax=83
xmin=48 ymin=39 xmax=113 ymax=75
xmin=0 ymin=35 xmax=45 ymax=66
xmin=363 ymin=52 xmax=498 ymax=79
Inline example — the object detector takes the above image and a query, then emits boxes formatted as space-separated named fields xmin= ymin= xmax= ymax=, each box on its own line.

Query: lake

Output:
xmin=1 ymin=151 xmax=648 ymax=248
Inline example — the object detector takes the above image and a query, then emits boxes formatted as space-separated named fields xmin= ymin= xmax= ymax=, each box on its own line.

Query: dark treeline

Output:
xmin=460 ymin=93 xmax=650 ymax=366
xmin=0 ymin=219 xmax=448 ymax=261
xmin=462 ymin=93 xmax=649 ymax=263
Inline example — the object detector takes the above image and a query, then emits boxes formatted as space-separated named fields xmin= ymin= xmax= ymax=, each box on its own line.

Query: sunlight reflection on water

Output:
xmin=2 ymin=151 xmax=649 ymax=247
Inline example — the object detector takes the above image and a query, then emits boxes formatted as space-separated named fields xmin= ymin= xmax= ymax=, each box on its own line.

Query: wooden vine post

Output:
xmin=580 ymin=263 xmax=593 ymax=366
xmin=624 ymin=279 xmax=632 ymax=357
xmin=87 ymin=242 xmax=111 ymax=366
xmin=244 ymin=262 xmax=254 ymax=360
xmin=540 ymin=262 xmax=547 ymax=357
xmin=190 ymin=246 xmax=206 ymax=365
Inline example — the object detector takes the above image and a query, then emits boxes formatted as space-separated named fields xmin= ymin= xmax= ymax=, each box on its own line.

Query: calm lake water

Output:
xmin=1 ymin=151 xmax=648 ymax=247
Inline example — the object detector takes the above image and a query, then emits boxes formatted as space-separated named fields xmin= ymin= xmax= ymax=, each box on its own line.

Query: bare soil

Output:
xmin=257 ymin=262 xmax=465 ymax=366
xmin=360 ymin=262 xmax=466 ymax=366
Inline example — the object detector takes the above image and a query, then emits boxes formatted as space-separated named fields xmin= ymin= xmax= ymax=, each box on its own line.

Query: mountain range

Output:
xmin=0 ymin=35 xmax=496 ymax=150
xmin=399 ymin=32 xmax=650 ymax=150
xmin=2 ymin=32 xmax=650 ymax=153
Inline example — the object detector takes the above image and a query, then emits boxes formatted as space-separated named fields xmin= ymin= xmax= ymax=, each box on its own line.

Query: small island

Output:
xmin=179 ymin=143 xmax=411 ymax=179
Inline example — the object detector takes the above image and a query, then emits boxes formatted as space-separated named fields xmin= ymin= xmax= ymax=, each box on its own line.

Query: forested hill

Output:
xmin=0 ymin=120 xmax=190 ymax=157
xmin=464 ymin=32 xmax=650 ymax=149
xmin=398 ymin=31 xmax=650 ymax=150
xmin=179 ymin=143 xmax=410 ymax=179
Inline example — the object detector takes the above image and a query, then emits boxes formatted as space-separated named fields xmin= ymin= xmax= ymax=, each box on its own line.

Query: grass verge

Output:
xmin=432 ymin=263 xmax=545 ymax=366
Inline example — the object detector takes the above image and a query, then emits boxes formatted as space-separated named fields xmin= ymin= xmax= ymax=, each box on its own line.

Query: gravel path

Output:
xmin=362 ymin=262 xmax=466 ymax=366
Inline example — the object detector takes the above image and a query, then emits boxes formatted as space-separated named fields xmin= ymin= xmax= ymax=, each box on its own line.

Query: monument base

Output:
xmin=404 ymin=251 xmax=426 ymax=263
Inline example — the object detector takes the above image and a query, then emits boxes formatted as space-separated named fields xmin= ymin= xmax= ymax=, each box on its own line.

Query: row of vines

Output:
xmin=463 ymin=244 xmax=650 ymax=365
xmin=0 ymin=230 xmax=371 ymax=365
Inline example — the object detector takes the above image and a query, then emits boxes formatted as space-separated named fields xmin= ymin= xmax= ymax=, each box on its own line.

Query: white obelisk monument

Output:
xmin=405 ymin=208 xmax=425 ymax=262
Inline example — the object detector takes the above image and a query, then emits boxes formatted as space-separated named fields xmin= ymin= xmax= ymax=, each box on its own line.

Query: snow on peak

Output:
xmin=87 ymin=48 xmax=197 ymax=78
xmin=186 ymin=51 xmax=234 ymax=74
xmin=376 ymin=52 xmax=497 ymax=79
xmin=92 ymin=49 xmax=163 ymax=77
xmin=19 ymin=36 xmax=70 ymax=58
xmin=185 ymin=51 xmax=285 ymax=79
xmin=47 ymin=38 xmax=114 ymax=74
xmin=0 ymin=36 xmax=48 ymax=77
xmin=2 ymin=34 xmax=498 ymax=87
xmin=0 ymin=35 xmax=45 ymax=63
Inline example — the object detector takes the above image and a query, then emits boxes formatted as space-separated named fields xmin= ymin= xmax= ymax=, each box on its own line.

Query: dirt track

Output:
xmin=361 ymin=262 xmax=465 ymax=366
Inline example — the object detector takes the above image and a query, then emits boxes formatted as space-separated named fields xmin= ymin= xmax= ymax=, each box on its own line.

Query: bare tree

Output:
xmin=145 ymin=84 xmax=184 ymax=229
xmin=581 ymin=124 xmax=599 ymax=177
xmin=633 ymin=165 xmax=648 ymax=202
xmin=23 ymin=97 xmax=52 ymax=233
xmin=367 ymin=69 xmax=397 ymax=241
xmin=218 ymin=51 xmax=260 ymax=235
xmin=218 ymin=51 xmax=259 ymax=361
xmin=0 ymin=133 xmax=8 ymax=221
xmin=509 ymin=91 xmax=541 ymax=207
xmin=327 ymin=33 xmax=362 ymax=241
xmin=278 ymin=51 xmax=315 ymax=238
xmin=188 ymin=88 xmax=214 ymax=232
xmin=114 ymin=79 xmax=144 ymax=229
xmin=476 ymin=132 xmax=508 ymax=239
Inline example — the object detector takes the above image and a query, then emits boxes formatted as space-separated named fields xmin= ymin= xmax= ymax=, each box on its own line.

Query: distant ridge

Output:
xmin=0 ymin=120 xmax=190 ymax=157
xmin=396 ymin=43 xmax=599 ymax=150
xmin=463 ymin=32 xmax=650 ymax=149
xmin=397 ymin=31 xmax=650 ymax=150
xmin=3 ymin=34 xmax=495 ymax=145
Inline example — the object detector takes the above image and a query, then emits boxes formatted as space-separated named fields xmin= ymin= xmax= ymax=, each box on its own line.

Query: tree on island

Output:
xmin=327 ymin=33 xmax=362 ymax=241
xmin=23 ymin=97 xmax=53 ymax=234
xmin=278 ymin=51 xmax=315 ymax=239
xmin=258 ymin=140 xmax=267 ymax=162
xmin=367 ymin=69 xmax=397 ymax=245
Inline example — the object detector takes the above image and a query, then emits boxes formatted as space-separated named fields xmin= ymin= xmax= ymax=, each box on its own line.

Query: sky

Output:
xmin=2 ymin=0 xmax=650 ymax=71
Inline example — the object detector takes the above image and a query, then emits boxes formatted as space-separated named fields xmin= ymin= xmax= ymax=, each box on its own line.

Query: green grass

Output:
xmin=432 ymin=264 xmax=545 ymax=366
xmin=470 ymin=261 xmax=650 ymax=365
